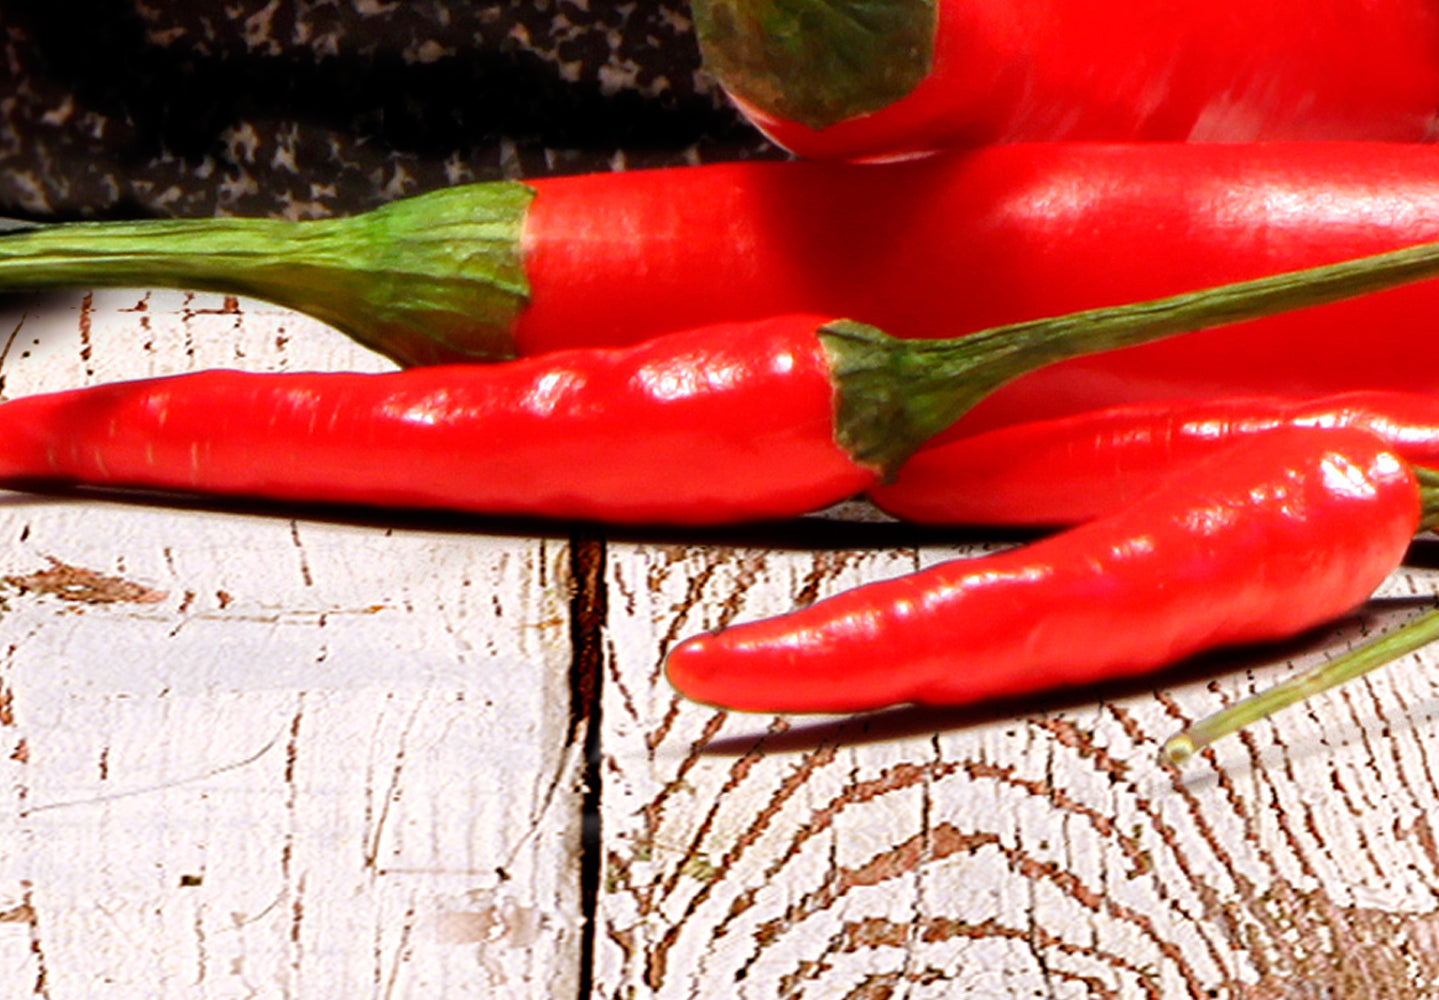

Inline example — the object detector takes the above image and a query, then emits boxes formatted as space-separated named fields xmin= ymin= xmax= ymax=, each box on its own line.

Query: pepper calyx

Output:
xmin=692 ymin=0 xmax=935 ymax=130
xmin=821 ymin=319 xmax=1016 ymax=478
xmin=1412 ymin=465 xmax=1439 ymax=532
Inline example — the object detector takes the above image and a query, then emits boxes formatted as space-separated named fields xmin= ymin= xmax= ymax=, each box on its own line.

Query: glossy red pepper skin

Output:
xmin=666 ymin=427 xmax=1421 ymax=714
xmin=519 ymin=143 xmax=1439 ymax=437
xmin=10 ymin=144 xmax=1439 ymax=436
xmin=0 ymin=315 xmax=875 ymax=526
xmin=872 ymin=391 xmax=1439 ymax=527
xmin=706 ymin=0 xmax=1439 ymax=160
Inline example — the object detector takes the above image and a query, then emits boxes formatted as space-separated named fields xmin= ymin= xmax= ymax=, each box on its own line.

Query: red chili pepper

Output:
xmin=0 ymin=316 xmax=873 ymax=526
xmin=871 ymin=390 xmax=1439 ymax=527
xmin=665 ymin=427 xmax=1439 ymax=714
xmin=9 ymin=144 xmax=1439 ymax=441
xmin=1 ymin=243 xmax=1431 ymax=525
xmin=691 ymin=0 xmax=1439 ymax=159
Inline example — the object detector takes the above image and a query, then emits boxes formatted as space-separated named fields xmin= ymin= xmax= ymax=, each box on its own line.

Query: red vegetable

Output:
xmin=872 ymin=390 xmax=1439 ymax=527
xmin=1 ymin=243 xmax=1431 ymax=525
xmin=10 ymin=144 xmax=1439 ymax=438
xmin=0 ymin=316 xmax=872 ymax=526
xmin=692 ymin=0 xmax=1439 ymax=160
xmin=665 ymin=427 xmax=1439 ymax=714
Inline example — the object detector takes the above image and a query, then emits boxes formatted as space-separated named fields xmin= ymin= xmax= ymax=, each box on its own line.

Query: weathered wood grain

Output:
xmin=599 ymin=529 xmax=1439 ymax=999
xmin=14 ymin=290 xmax=1439 ymax=1000
xmin=0 ymin=290 xmax=582 ymax=999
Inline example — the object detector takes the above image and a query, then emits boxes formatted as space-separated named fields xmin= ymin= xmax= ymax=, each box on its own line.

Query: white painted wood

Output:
xmin=0 ymin=290 xmax=582 ymax=999
xmin=598 ymin=534 xmax=1439 ymax=999
xmin=17 ymin=287 xmax=1439 ymax=1000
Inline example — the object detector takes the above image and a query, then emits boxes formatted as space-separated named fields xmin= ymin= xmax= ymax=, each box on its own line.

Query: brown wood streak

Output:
xmin=1149 ymin=691 xmax=1286 ymax=955
xmin=1353 ymin=650 xmax=1439 ymax=846
xmin=921 ymin=918 xmax=1126 ymax=999
xmin=1034 ymin=712 xmax=1229 ymax=986
xmin=1203 ymin=627 xmax=1439 ymax=1000
xmin=614 ymin=543 xmax=830 ymax=874
xmin=736 ymin=821 xmax=1160 ymax=996
xmin=1304 ymin=608 xmax=1439 ymax=994
xmin=283 ymin=696 xmax=304 ymax=980
xmin=77 ymin=290 xmax=93 ymax=376
xmin=1277 ymin=681 xmax=1414 ymax=980
xmin=1229 ymin=891 xmax=1439 ymax=1000
xmin=1141 ymin=695 xmax=1312 ymax=978
xmin=612 ymin=755 xmax=964 ymax=989
xmin=1275 ymin=675 xmax=1439 ymax=999
xmin=726 ymin=760 xmax=964 ymax=923
xmin=1320 ymin=682 xmax=1394 ymax=877
xmin=789 ymin=550 xmax=881 ymax=610
xmin=1123 ymin=700 xmax=1439 ymax=997
xmin=775 ymin=915 xmax=1131 ymax=999
xmin=1229 ymin=667 xmax=1379 ymax=899
xmin=640 ymin=743 xmax=840 ymax=988
xmin=640 ymin=709 xmax=729 ymax=854
xmin=636 ymin=555 xmax=725 ymax=754
xmin=3 ymin=558 xmax=167 ymax=605
xmin=645 ymin=757 xmax=1006 ymax=990
xmin=1401 ymin=811 xmax=1439 ymax=871
xmin=751 ymin=823 xmax=998 ymax=945
xmin=1230 ymin=705 xmax=1392 ymax=984
xmin=16 ymin=881 xmax=46 ymax=997
xmin=963 ymin=758 xmax=1135 ymax=870
xmin=1366 ymin=659 xmax=1439 ymax=822
xmin=604 ymin=710 xmax=729 ymax=921
xmin=765 ymin=902 xmax=1152 ymax=998
xmin=671 ymin=744 xmax=840 ymax=904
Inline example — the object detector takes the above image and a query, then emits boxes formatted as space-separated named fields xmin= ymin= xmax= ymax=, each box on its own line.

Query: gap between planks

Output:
xmin=568 ymin=528 xmax=607 ymax=996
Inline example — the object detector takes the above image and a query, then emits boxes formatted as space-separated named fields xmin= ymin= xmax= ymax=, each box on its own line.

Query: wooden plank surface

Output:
xmin=598 ymin=528 xmax=1439 ymax=999
xmin=0 ymin=290 xmax=582 ymax=999
xmin=8 ymin=290 xmax=1439 ymax=1000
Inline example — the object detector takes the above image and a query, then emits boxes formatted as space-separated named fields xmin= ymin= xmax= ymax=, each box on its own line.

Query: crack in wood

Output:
xmin=569 ymin=529 xmax=606 ymax=1000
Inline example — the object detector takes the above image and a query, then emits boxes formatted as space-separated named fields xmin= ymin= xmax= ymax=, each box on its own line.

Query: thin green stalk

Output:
xmin=0 ymin=183 xmax=534 ymax=366
xmin=1163 ymin=604 xmax=1439 ymax=765
xmin=824 ymin=238 xmax=1439 ymax=474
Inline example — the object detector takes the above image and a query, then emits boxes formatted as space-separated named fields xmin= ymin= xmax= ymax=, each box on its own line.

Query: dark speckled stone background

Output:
xmin=0 ymin=1 xmax=783 ymax=221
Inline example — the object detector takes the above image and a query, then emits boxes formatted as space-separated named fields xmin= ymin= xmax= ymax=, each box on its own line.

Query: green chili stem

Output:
xmin=824 ymin=238 xmax=1439 ymax=474
xmin=1414 ymin=466 xmax=1439 ymax=531
xmin=0 ymin=183 xmax=534 ymax=367
xmin=1162 ymin=604 xmax=1439 ymax=766
xmin=691 ymin=0 xmax=936 ymax=129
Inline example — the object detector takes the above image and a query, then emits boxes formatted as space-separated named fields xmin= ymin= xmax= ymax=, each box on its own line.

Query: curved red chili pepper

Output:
xmin=0 ymin=315 xmax=875 ymax=526
xmin=693 ymin=0 xmax=1439 ymax=159
xmin=11 ymin=144 xmax=1439 ymax=443
xmin=666 ymin=427 xmax=1432 ymax=714
xmin=871 ymin=390 xmax=1439 ymax=527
